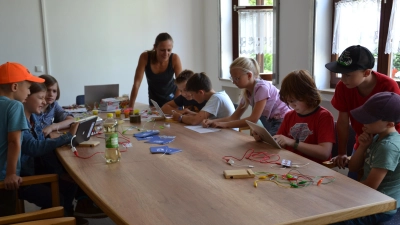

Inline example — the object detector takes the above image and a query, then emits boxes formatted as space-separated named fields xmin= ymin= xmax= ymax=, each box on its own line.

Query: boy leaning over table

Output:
xmin=332 ymin=92 xmax=400 ymax=225
xmin=171 ymin=72 xmax=235 ymax=125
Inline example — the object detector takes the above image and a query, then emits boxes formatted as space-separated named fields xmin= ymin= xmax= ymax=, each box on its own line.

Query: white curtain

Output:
xmin=385 ymin=0 xmax=400 ymax=53
xmin=239 ymin=10 xmax=273 ymax=55
xmin=332 ymin=0 xmax=381 ymax=54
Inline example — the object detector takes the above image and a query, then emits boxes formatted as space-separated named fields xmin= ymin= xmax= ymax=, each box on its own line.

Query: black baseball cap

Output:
xmin=325 ymin=45 xmax=375 ymax=74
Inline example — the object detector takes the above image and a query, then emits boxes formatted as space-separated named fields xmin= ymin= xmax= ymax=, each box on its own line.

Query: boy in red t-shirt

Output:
xmin=326 ymin=45 xmax=400 ymax=178
xmin=253 ymin=70 xmax=336 ymax=164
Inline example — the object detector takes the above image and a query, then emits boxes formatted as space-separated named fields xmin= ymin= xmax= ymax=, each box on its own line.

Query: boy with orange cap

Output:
xmin=0 ymin=62 xmax=44 ymax=216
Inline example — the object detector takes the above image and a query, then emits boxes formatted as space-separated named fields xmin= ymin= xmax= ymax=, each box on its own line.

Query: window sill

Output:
xmin=319 ymin=88 xmax=335 ymax=94
xmin=220 ymin=79 xmax=237 ymax=88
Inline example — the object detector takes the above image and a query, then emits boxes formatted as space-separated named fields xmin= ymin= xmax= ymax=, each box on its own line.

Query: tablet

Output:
xmin=73 ymin=116 xmax=98 ymax=146
xmin=150 ymin=99 xmax=167 ymax=118
xmin=245 ymin=120 xmax=282 ymax=149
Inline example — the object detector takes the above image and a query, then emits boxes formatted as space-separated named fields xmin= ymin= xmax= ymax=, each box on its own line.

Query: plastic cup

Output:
xmin=124 ymin=109 xmax=130 ymax=118
xmin=92 ymin=109 xmax=98 ymax=115
xmin=115 ymin=109 xmax=121 ymax=119
xmin=164 ymin=114 xmax=173 ymax=122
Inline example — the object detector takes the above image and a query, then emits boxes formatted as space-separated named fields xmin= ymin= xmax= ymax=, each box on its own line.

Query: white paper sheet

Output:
xmin=184 ymin=125 xmax=221 ymax=134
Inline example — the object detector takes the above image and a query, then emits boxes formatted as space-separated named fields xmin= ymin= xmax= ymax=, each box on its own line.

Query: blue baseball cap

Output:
xmin=351 ymin=92 xmax=400 ymax=124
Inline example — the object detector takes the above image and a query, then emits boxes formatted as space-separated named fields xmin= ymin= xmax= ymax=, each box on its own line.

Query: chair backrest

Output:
xmin=0 ymin=207 xmax=65 ymax=225
xmin=0 ymin=174 xmax=60 ymax=215
xmin=10 ymin=217 xmax=76 ymax=225
xmin=76 ymin=95 xmax=85 ymax=105
xmin=331 ymin=122 xmax=356 ymax=157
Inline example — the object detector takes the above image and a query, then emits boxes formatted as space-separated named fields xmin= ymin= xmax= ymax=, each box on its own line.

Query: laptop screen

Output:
xmin=84 ymin=84 xmax=119 ymax=109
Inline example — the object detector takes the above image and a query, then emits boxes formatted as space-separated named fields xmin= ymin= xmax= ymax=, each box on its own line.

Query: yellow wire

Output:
xmin=254 ymin=179 xmax=291 ymax=188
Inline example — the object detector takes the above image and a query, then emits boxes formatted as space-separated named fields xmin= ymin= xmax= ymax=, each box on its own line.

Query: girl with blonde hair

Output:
xmin=203 ymin=57 xmax=289 ymax=135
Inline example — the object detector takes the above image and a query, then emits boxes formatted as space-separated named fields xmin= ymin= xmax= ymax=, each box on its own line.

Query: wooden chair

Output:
xmin=0 ymin=174 xmax=60 ymax=214
xmin=12 ymin=217 xmax=76 ymax=225
xmin=76 ymin=95 xmax=85 ymax=105
xmin=0 ymin=206 xmax=75 ymax=225
xmin=0 ymin=174 xmax=74 ymax=225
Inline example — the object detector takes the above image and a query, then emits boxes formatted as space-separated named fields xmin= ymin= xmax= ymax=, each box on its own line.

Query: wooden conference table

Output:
xmin=56 ymin=105 xmax=396 ymax=225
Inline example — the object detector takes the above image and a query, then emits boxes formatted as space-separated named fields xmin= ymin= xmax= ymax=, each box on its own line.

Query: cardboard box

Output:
xmin=99 ymin=96 xmax=129 ymax=111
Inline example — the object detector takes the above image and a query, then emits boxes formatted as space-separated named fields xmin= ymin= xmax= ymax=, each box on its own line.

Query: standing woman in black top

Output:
xmin=129 ymin=33 xmax=182 ymax=108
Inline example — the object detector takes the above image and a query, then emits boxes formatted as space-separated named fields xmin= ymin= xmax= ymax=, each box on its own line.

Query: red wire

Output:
xmin=222 ymin=148 xmax=281 ymax=164
xmin=74 ymin=151 xmax=104 ymax=159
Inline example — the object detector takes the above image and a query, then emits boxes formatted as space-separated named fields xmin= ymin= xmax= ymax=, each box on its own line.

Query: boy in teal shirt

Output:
xmin=0 ymin=62 xmax=44 ymax=216
xmin=334 ymin=92 xmax=400 ymax=224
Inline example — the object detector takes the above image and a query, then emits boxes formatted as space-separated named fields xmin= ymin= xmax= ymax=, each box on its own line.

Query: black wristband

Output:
xmin=293 ymin=138 xmax=299 ymax=150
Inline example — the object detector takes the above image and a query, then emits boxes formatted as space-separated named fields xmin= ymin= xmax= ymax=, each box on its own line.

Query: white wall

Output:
xmin=0 ymin=0 xmax=336 ymax=117
xmin=0 ymin=0 xmax=204 ymax=106
xmin=0 ymin=0 xmax=46 ymax=76
xmin=278 ymin=0 xmax=315 ymax=86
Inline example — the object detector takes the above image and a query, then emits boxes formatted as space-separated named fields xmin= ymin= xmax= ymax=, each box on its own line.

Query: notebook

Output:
xmin=84 ymin=84 xmax=119 ymax=109
xmin=245 ymin=120 xmax=282 ymax=149
xmin=72 ymin=116 xmax=98 ymax=146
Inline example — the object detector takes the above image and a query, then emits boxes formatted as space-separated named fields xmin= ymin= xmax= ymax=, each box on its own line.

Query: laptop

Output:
xmin=72 ymin=116 xmax=98 ymax=146
xmin=84 ymin=84 xmax=119 ymax=109
xmin=245 ymin=120 xmax=282 ymax=149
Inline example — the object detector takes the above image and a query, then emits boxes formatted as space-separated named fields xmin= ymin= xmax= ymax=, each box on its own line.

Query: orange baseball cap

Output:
xmin=0 ymin=62 xmax=45 ymax=84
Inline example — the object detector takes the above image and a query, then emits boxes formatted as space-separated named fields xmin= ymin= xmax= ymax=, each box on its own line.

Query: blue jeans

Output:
xmin=348 ymin=149 xmax=358 ymax=180
xmin=259 ymin=116 xmax=282 ymax=136
xmin=19 ymin=179 xmax=77 ymax=216
xmin=36 ymin=151 xmax=66 ymax=176
xmin=331 ymin=212 xmax=394 ymax=225
xmin=23 ymin=152 xmax=77 ymax=216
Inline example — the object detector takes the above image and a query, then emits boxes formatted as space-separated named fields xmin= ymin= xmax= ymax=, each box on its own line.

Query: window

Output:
xmin=232 ymin=0 xmax=278 ymax=83
xmin=330 ymin=0 xmax=400 ymax=88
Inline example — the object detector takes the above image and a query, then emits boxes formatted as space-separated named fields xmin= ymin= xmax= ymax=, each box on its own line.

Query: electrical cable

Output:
xmin=253 ymin=169 xmax=336 ymax=188
xmin=222 ymin=148 xmax=281 ymax=166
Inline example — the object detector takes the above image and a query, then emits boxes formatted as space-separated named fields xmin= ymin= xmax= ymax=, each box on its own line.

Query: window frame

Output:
xmin=231 ymin=0 xmax=277 ymax=82
xmin=329 ymin=0 xmax=394 ymax=88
